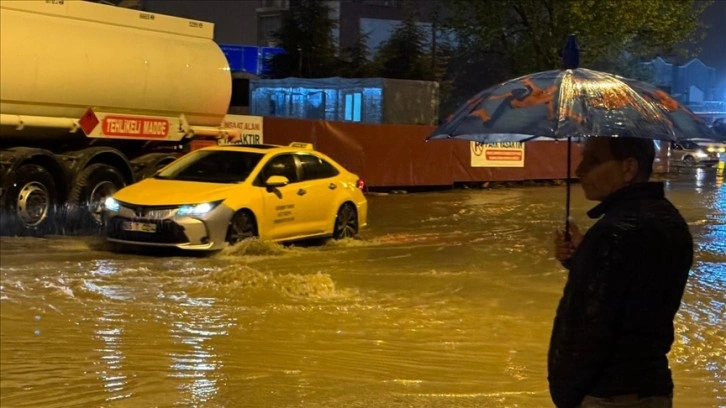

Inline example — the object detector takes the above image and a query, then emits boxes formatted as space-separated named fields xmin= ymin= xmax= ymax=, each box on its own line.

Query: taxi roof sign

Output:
xmin=289 ymin=142 xmax=314 ymax=150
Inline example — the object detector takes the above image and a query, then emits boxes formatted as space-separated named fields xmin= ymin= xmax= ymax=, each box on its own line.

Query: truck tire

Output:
xmin=66 ymin=163 xmax=126 ymax=230
xmin=0 ymin=164 xmax=58 ymax=236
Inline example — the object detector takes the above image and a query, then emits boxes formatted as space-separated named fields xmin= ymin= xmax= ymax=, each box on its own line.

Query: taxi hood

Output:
xmin=113 ymin=178 xmax=241 ymax=206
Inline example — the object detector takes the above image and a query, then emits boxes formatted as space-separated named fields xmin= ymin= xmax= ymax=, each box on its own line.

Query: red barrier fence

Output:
xmin=261 ymin=117 xmax=584 ymax=188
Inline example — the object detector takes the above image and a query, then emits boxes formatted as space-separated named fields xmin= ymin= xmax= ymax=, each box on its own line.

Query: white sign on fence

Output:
xmin=470 ymin=141 xmax=525 ymax=167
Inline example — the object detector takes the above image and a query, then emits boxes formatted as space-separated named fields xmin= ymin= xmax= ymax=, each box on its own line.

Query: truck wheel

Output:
xmin=1 ymin=164 xmax=58 ymax=235
xmin=67 ymin=163 xmax=126 ymax=229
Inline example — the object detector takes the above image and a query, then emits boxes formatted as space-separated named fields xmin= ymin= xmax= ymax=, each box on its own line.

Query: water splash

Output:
xmin=217 ymin=237 xmax=288 ymax=257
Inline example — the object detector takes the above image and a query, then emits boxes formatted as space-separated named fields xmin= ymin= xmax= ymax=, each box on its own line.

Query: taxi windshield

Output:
xmin=154 ymin=150 xmax=264 ymax=183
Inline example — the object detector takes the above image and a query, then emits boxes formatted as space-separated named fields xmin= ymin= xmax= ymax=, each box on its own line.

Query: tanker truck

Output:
xmin=0 ymin=0 xmax=239 ymax=235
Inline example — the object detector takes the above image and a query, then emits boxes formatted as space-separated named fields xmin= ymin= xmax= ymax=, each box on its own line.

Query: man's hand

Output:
xmin=553 ymin=220 xmax=583 ymax=265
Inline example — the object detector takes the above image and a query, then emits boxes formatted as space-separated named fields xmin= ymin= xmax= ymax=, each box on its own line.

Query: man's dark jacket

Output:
xmin=548 ymin=182 xmax=693 ymax=408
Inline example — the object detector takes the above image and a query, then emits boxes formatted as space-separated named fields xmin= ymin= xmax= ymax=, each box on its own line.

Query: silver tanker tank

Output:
xmin=0 ymin=0 xmax=237 ymax=234
xmin=0 ymin=0 xmax=232 ymax=138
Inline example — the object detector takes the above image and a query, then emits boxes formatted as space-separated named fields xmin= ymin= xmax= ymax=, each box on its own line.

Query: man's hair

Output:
xmin=607 ymin=137 xmax=655 ymax=180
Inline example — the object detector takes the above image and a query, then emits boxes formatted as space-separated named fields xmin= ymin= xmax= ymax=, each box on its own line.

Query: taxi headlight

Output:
xmin=177 ymin=201 xmax=222 ymax=216
xmin=694 ymin=151 xmax=708 ymax=158
xmin=104 ymin=197 xmax=120 ymax=212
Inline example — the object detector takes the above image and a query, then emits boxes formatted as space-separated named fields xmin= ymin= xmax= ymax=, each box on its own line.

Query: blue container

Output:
xmin=220 ymin=44 xmax=284 ymax=75
xmin=220 ymin=44 xmax=246 ymax=73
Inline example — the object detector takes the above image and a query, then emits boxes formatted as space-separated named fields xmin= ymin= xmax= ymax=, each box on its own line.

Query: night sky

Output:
xmin=697 ymin=0 xmax=726 ymax=74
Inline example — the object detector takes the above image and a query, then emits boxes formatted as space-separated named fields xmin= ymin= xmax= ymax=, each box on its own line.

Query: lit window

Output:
xmin=345 ymin=93 xmax=362 ymax=122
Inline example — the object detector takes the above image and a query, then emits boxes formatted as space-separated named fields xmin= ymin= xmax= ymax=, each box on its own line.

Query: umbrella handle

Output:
xmin=565 ymin=137 xmax=572 ymax=242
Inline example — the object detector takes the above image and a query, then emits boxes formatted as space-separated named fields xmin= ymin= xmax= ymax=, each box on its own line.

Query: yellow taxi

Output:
xmin=103 ymin=143 xmax=368 ymax=251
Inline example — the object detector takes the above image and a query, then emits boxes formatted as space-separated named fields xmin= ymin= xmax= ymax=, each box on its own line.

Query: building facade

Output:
xmin=644 ymin=57 xmax=725 ymax=122
xmin=120 ymin=0 xmax=437 ymax=55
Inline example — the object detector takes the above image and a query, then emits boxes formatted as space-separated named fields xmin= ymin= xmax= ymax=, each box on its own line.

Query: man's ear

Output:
xmin=621 ymin=157 xmax=639 ymax=182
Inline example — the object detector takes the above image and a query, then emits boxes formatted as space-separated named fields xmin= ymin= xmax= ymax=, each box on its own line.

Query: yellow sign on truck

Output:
xmin=221 ymin=115 xmax=265 ymax=145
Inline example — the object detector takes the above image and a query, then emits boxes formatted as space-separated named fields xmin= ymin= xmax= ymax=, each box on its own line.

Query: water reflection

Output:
xmin=88 ymin=260 xmax=132 ymax=403
xmin=94 ymin=311 xmax=131 ymax=402
xmin=669 ymin=170 xmax=726 ymax=406
xmin=0 ymin=176 xmax=724 ymax=407
xmin=667 ymin=167 xmax=724 ymax=192
xmin=165 ymin=296 xmax=231 ymax=406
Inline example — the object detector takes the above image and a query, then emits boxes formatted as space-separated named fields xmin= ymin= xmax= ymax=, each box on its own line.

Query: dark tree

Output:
xmin=340 ymin=29 xmax=377 ymax=78
xmin=440 ymin=0 xmax=711 ymax=113
xmin=266 ymin=0 xmax=340 ymax=78
xmin=373 ymin=0 xmax=433 ymax=80
xmin=444 ymin=0 xmax=710 ymax=77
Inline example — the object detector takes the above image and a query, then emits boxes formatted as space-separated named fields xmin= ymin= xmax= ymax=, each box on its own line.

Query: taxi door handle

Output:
xmin=297 ymin=188 xmax=307 ymax=196
xmin=328 ymin=183 xmax=337 ymax=190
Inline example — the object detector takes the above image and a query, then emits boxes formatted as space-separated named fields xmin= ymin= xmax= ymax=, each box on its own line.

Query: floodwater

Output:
xmin=1 ymin=171 xmax=724 ymax=408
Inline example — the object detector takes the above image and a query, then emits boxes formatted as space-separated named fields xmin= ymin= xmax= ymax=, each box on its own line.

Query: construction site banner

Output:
xmin=470 ymin=142 xmax=525 ymax=167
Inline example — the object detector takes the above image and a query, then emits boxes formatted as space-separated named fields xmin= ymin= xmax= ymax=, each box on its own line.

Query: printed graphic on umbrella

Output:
xmin=431 ymin=68 xmax=711 ymax=144
xmin=427 ymin=35 xmax=721 ymax=237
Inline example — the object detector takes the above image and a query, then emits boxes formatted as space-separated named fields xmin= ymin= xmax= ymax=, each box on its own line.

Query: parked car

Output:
xmin=690 ymin=137 xmax=726 ymax=163
xmin=711 ymin=117 xmax=726 ymax=140
xmin=103 ymin=143 xmax=368 ymax=251
xmin=668 ymin=140 xmax=721 ymax=167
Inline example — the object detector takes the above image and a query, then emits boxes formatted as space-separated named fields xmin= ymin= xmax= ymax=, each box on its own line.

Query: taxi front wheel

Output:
xmin=226 ymin=210 xmax=258 ymax=245
xmin=333 ymin=203 xmax=358 ymax=239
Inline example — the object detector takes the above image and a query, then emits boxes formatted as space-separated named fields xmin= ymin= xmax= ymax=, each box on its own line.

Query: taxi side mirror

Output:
xmin=265 ymin=175 xmax=289 ymax=188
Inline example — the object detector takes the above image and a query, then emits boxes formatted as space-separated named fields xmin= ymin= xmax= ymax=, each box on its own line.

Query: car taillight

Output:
xmin=356 ymin=178 xmax=366 ymax=190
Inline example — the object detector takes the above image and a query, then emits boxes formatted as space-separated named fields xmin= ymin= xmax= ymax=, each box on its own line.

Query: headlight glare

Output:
xmin=177 ymin=201 xmax=220 ymax=216
xmin=104 ymin=197 xmax=120 ymax=212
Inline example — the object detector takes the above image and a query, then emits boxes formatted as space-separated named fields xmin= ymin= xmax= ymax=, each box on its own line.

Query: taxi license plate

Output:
xmin=122 ymin=221 xmax=157 ymax=233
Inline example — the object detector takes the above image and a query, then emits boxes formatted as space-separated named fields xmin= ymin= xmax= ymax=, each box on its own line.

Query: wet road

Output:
xmin=1 ymin=171 xmax=724 ymax=408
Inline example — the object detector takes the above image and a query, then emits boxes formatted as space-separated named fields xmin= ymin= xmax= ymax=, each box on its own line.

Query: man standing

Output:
xmin=549 ymin=137 xmax=693 ymax=408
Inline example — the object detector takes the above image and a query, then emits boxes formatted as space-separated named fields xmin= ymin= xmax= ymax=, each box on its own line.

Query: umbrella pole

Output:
xmin=565 ymin=137 xmax=572 ymax=242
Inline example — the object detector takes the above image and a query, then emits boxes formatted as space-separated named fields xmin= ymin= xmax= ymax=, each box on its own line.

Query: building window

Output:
xmin=306 ymin=91 xmax=327 ymax=120
xmin=344 ymin=93 xmax=362 ymax=122
xmin=269 ymin=92 xmax=286 ymax=116
xmin=259 ymin=0 xmax=289 ymax=9
xmin=258 ymin=14 xmax=282 ymax=46
xmin=355 ymin=0 xmax=400 ymax=5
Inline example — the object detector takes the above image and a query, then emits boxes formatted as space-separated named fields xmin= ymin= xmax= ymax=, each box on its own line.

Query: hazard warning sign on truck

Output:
xmin=79 ymin=109 xmax=185 ymax=141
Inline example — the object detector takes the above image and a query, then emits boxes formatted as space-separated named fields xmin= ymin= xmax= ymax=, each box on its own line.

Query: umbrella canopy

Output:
xmin=427 ymin=64 xmax=720 ymax=240
xmin=428 ymin=68 xmax=720 ymax=144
